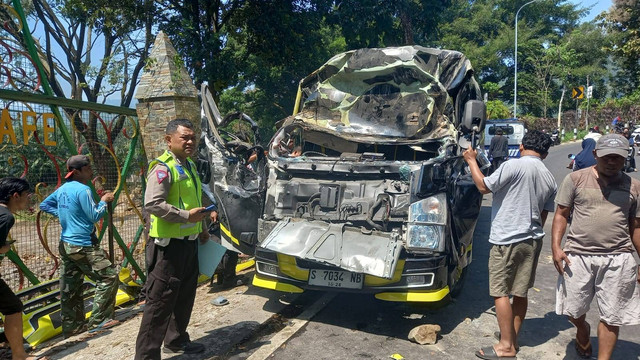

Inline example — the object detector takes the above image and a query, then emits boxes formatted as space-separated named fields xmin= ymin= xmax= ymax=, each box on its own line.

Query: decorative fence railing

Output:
xmin=0 ymin=0 xmax=147 ymax=295
xmin=0 ymin=91 xmax=148 ymax=292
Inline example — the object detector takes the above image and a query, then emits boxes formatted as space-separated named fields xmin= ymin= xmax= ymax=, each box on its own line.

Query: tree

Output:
xmin=436 ymin=0 xmax=587 ymax=116
xmin=153 ymin=0 xmax=248 ymax=100
xmin=329 ymin=0 xmax=451 ymax=48
xmin=156 ymin=0 xmax=345 ymax=139
xmin=486 ymin=100 xmax=511 ymax=119
xmin=600 ymin=0 xmax=640 ymax=95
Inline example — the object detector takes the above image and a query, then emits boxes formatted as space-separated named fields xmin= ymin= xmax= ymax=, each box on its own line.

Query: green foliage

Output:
xmin=486 ymin=100 xmax=511 ymax=119
xmin=327 ymin=0 xmax=450 ymax=47
xmin=7 ymin=0 xmax=154 ymax=187
xmin=436 ymin=0 xmax=592 ymax=118
xmin=482 ymin=82 xmax=502 ymax=100
xmin=599 ymin=0 xmax=640 ymax=95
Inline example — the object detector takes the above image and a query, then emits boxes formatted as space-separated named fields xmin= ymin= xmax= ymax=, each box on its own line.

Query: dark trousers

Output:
xmin=134 ymin=239 xmax=199 ymax=360
xmin=491 ymin=156 xmax=506 ymax=173
xmin=137 ymin=238 xmax=157 ymax=302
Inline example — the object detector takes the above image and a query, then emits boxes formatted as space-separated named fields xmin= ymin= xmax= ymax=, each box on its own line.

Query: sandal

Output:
xmin=574 ymin=323 xmax=592 ymax=359
xmin=475 ymin=346 xmax=517 ymax=359
xmin=88 ymin=318 xmax=120 ymax=334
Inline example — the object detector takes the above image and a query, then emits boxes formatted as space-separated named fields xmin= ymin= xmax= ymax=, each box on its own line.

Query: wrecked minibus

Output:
xmin=199 ymin=46 xmax=488 ymax=302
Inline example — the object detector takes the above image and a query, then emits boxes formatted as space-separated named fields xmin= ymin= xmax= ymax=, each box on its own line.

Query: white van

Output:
xmin=484 ymin=119 xmax=526 ymax=158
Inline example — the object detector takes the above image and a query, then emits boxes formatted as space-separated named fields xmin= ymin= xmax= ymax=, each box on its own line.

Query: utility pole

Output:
xmin=557 ymin=85 xmax=565 ymax=130
xmin=513 ymin=0 xmax=542 ymax=117
xmin=585 ymin=75 xmax=590 ymax=130
xmin=576 ymin=98 xmax=579 ymax=130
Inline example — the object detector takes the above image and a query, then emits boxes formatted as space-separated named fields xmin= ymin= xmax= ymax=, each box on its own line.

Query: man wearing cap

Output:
xmin=552 ymin=133 xmax=640 ymax=359
xmin=135 ymin=119 xmax=218 ymax=360
xmin=488 ymin=127 xmax=509 ymax=173
xmin=39 ymin=155 xmax=118 ymax=337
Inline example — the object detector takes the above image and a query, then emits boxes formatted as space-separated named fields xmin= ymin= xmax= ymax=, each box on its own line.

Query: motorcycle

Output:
xmin=550 ymin=129 xmax=560 ymax=146
xmin=625 ymin=145 xmax=636 ymax=172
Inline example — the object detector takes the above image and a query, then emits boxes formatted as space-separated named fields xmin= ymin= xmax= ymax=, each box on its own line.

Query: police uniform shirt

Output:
xmin=145 ymin=151 xmax=199 ymax=246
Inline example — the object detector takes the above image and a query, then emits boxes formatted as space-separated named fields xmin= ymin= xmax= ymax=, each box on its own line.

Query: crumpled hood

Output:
xmin=294 ymin=46 xmax=474 ymax=142
xmin=259 ymin=218 xmax=402 ymax=279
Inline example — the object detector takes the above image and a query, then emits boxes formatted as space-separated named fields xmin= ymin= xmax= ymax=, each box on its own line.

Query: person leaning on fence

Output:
xmin=39 ymin=155 xmax=119 ymax=338
xmin=134 ymin=119 xmax=218 ymax=360
xmin=463 ymin=130 xmax=557 ymax=360
xmin=0 ymin=177 xmax=45 ymax=360
xmin=551 ymin=133 xmax=640 ymax=359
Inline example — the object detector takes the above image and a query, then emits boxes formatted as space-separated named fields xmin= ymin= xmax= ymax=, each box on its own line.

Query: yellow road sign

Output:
xmin=572 ymin=86 xmax=584 ymax=99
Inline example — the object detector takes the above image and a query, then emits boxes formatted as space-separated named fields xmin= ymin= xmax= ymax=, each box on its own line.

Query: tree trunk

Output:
xmin=398 ymin=7 xmax=414 ymax=45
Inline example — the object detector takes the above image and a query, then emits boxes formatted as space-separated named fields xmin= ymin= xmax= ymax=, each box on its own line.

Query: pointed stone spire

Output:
xmin=135 ymin=31 xmax=200 ymax=159
xmin=135 ymin=31 xmax=197 ymax=100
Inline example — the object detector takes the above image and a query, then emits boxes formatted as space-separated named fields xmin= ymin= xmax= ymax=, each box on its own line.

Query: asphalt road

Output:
xmin=266 ymin=141 xmax=640 ymax=360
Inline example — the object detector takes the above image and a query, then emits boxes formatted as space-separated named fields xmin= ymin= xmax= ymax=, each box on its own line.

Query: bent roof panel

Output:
xmin=295 ymin=46 xmax=474 ymax=142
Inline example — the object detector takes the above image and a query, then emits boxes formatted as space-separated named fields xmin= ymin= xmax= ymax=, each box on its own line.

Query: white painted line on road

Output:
xmin=246 ymin=292 xmax=336 ymax=360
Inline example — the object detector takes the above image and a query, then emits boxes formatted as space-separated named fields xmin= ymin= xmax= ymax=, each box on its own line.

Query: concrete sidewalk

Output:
xmin=35 ymin=272 xmax=297 ymax=360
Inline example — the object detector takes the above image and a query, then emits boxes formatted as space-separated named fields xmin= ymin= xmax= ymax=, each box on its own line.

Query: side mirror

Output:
xmin=460 ymin=100 xmax=486 ymax=134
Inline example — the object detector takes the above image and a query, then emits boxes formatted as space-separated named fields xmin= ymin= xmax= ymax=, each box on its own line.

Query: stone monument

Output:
xmin=135 ymin=31 xmax=200 ymax=160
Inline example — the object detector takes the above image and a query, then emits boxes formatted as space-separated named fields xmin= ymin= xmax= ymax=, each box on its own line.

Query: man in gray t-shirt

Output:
xmin=464 ymin=130 xmax=557 ymax=360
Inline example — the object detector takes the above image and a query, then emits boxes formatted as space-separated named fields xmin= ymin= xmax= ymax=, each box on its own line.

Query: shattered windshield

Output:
xmin=294 ymin=46 xmax=474 ymax=142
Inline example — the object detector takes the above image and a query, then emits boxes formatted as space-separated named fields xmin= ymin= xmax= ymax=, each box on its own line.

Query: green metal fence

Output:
xmin=0 ymin=0 xmax=147 ymax=294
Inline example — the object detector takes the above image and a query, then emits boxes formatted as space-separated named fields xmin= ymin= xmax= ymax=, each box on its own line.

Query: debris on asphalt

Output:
xmin=211 ymin=296 xmax=229 ymax=306
xmin=408 ymin=324 xmax=441 ymax=345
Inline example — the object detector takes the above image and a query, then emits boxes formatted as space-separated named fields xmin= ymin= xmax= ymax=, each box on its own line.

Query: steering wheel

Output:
xmin=219 ymin=129 xmax=243 ymax=143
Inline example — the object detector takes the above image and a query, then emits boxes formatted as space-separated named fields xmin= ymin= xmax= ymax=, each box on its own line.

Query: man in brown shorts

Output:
xmin=464 ymin=130 xmax=557 ymax=359
xmin=552 ymin=133 xmax=640 ymax=359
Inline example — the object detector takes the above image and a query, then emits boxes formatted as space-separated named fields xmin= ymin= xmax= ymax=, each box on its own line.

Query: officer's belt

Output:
xmin=153 ymin=234 xmax=199 ymax=242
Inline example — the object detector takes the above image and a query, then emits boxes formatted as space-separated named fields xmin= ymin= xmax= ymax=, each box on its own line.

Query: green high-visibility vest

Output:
xmin=148 ymin=150 xmax=203 ymax=239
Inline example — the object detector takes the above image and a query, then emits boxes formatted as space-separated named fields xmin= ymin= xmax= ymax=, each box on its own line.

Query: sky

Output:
xmin=574 ymin=0 xmax=613 ymax=21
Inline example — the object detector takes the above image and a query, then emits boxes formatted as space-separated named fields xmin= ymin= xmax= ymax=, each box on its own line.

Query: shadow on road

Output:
xmin=273 ymin=204 xmax=497 ymax=341
xmin=519 ymin=311 xmax=572 ymax=348
xmin=167 ymin=321 xmax=261 ymax=359
xmin=560 ymin=336 xmax=640 ymax=360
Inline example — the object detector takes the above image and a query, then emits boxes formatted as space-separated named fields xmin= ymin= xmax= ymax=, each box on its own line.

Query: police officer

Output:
xmin=134 ymin=119 xmax=218 ymax=359
xmin=39 ymin=155 xmax=119 ymax=337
